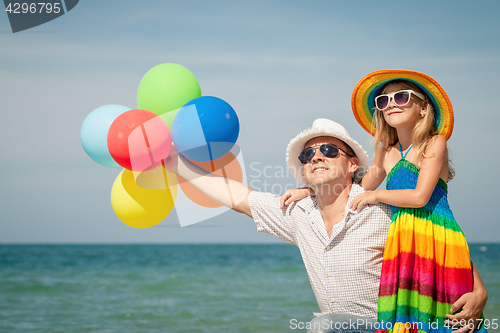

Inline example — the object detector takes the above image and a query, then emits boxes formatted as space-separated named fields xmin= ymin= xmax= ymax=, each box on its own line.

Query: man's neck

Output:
xmin=313 ymin=182 xmax=352 ymax=236
xmin=312 ymin=180 xmax=351 ymax=207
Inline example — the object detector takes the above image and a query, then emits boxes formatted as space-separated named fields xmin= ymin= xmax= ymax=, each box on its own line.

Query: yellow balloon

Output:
xmin=111 ymin=166 xmax=177 ymax=228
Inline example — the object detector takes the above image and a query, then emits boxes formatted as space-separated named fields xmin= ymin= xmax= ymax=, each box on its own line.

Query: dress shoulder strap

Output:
xmin=398 ymin=142 xmax=413 ymax=159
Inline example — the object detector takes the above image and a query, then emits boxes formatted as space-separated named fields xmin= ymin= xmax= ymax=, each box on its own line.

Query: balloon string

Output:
xmin=141 ymin=124 xmax=151 ymax=147
xmin=161 ymin=159 xmax=170 ymax=193
xmin=220 ymin=166 xmax=235 ymax=208
xmin=141 ymin=124 xmax=155 ymax=165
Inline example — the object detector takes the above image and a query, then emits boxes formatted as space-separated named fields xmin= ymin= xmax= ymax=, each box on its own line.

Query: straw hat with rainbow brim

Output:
xmin=351 ymin=69 xmax=454 ymax=140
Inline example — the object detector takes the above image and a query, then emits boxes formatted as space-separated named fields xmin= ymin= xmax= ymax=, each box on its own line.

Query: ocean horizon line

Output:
xmin=1 ymin=242 xmax=498 ymax=246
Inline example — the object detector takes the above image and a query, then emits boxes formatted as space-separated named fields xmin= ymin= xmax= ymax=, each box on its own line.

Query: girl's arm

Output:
xmin=351 ymin=136 xmax=447 ymax=211
xmin=360 ymin=146 xmax=387 ymax=191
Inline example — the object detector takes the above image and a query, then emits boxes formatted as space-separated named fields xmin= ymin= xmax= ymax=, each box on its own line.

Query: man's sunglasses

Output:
xmin=298 ymin=144 xmax=354 ymax=164
xmin=375 ymin=89 xmax=426 ymax=111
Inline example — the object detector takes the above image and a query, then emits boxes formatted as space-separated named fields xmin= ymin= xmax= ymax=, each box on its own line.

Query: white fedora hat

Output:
xmin=286 ymin=118 xmax=369 ymax=185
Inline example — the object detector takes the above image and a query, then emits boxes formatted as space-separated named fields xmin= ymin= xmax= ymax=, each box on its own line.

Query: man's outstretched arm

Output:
xmin=164 ymin=148 xmax=253 ymax=217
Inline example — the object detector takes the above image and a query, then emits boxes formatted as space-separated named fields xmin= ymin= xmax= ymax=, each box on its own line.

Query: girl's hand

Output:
xmin=280 ymin=188 xmax=310 ymax=210
xmin=349 ymin=191 xmax=380 ymax=212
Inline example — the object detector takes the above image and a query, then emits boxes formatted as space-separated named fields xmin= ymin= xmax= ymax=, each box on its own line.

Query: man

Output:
xmin=165 ymin=118 xmax=487 ymax=333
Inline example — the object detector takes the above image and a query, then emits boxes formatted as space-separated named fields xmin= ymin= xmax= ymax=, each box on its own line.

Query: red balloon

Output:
xmin=107 ymin=109 xmax=172 ymax=171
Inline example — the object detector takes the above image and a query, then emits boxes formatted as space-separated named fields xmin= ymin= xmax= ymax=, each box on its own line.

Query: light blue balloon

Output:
xmin=80 ymin=104 xmax=131 ymax=167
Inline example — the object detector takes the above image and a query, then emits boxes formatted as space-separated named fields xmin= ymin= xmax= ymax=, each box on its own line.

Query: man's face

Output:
xmin=301 ymin=136 xmax=356 ymax=188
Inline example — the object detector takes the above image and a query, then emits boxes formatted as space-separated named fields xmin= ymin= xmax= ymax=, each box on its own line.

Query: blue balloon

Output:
xmin=80 ymin=104 xmax=131 ymax=167
xmin=172 ymin=96 xmax=239 ymax=162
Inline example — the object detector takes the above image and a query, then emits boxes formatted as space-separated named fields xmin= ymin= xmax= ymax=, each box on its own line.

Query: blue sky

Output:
xmin=1 ymin=0 xmax=499 ymax=243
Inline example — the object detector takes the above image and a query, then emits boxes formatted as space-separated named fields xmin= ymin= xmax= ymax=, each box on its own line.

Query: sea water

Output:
xmin=0 ymin=244 xmax=498 ymax=333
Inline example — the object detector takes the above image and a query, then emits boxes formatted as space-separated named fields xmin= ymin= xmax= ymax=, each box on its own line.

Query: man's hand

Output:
xmin=445 ymin=262 xmax=488 ymax=333
xmin=163 ymin=145 xmax=180 ymax=174
xmin=445 ymin=289 xmax=487 ymax=333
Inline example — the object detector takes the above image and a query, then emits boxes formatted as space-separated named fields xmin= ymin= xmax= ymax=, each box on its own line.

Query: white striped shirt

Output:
xmin=248 ymin=184 xmax=392 ymax=318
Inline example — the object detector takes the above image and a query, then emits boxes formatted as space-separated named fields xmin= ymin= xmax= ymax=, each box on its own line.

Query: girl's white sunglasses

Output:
xmin=375 ymin=90 xmax=426 ymax=111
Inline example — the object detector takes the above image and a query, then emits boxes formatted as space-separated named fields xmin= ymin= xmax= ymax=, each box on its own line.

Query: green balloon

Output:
xmin=159 ymin=108 xmax=178 ymax=131
xmin=137 ymin=63 xmax=202 ymax=116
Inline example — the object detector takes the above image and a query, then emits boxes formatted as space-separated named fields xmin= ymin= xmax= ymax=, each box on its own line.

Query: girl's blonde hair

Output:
xmin=373 ymin=80 xmax=455 ymax=181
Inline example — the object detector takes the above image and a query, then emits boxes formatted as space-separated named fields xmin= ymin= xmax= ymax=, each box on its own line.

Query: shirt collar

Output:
xmin=296 ymin=184 xmax=365 ymax=245
xmin=296 ymin=195 xmax=316 ymax=212
xmin=296 ymin=183 xmax=363 ymax=215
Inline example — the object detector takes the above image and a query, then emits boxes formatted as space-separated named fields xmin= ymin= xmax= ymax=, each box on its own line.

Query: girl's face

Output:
xmin=379 ymin=83 xmax=427 ymax=130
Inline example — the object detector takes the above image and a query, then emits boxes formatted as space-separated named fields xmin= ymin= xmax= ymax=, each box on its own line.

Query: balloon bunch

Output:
xmin=80 ymin=64 xmax=242 ymax=228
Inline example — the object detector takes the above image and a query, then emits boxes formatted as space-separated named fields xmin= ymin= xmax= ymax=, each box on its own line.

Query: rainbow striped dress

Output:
xmin=377 ymin=156 xmax=486 ymax=333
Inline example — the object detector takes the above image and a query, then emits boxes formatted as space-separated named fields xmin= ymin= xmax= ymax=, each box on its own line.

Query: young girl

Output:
xmin=282 ymin=70 xmax=486 ymax=333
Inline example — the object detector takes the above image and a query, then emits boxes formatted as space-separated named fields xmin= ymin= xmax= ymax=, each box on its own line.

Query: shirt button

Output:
xmin=331 ymin=298 xmax=335 ymax=303
xmin=327 ymin=272 xmax=332 ymax=277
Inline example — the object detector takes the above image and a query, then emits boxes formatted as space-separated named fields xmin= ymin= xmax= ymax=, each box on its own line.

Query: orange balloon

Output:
xmin=177 ymin=152 xmax=243 ymax=208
